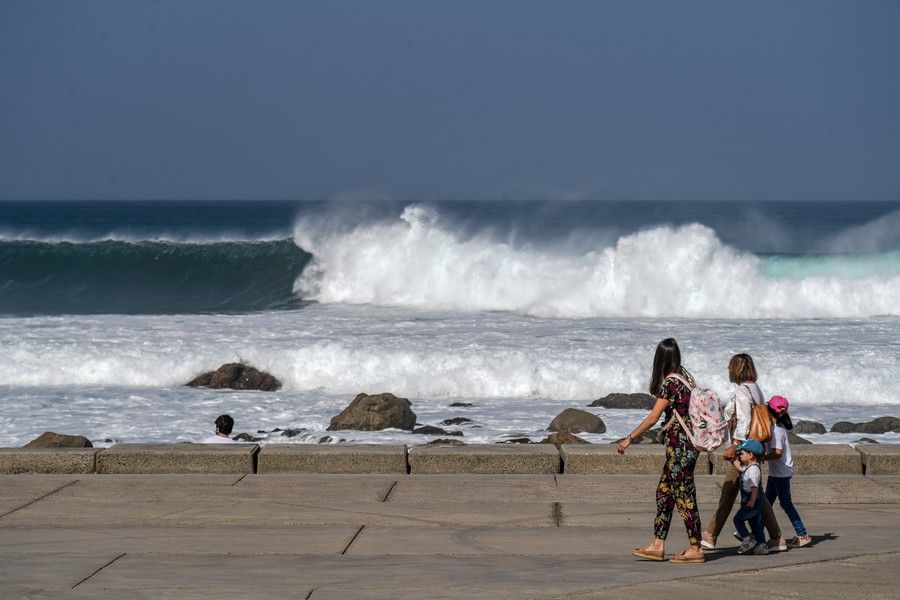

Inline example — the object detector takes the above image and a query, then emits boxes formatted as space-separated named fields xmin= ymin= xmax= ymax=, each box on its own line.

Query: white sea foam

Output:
xmin=294 ymin=205 xmax=900 ymax=319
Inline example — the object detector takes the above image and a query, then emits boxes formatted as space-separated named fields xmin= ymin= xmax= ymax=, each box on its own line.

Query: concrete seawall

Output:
xmin=2 ymin=443 xmax=899 ymax=475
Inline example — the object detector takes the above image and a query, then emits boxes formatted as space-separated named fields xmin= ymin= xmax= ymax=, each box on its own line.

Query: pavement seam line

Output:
xmin=552 ymin=502 xmax=564 ymax=527
xmin=0 ymin=479 xmax=80 ymax=519
xmin=231 ymin=474 xmax=248 ymax=486
xmin=71 ymin=552 xmax=127 ymax=589
xmin=304 ymin=589 xmax=316 ymax=600
xmin=381 ymin=480 xmax=399 ymax=502
xmin=341 ymin=525 xmax=366 ymax=555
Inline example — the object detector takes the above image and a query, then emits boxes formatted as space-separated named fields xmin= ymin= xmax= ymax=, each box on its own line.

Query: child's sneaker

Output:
xmin=767 ymin=537 xmax=788 ymax=552
xmin=736 ymin=538 xmax=756 ymax=554
xmin=790 ymin=535 xmax=812 ymax=548
xmin=732 ymin=530 xmax=742 ymax=542
xmin=751 ymin=543 xmax=770 ymax=555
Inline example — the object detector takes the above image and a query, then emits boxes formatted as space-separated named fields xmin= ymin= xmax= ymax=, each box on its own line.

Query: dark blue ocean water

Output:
xmin=1 ymin=200 xmax=897 ymax=315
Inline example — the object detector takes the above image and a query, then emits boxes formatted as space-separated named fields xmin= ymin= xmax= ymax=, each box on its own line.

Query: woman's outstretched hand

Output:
xmin=616 ymin=437 xmax=631 ymax=454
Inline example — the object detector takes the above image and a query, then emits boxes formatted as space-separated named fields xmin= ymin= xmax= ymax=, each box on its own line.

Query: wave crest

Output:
xmin=294 ymin=205 xmax=900 ymax=318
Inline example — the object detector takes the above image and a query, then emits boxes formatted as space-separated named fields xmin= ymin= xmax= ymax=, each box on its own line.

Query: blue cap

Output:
xmin=736 ymin=439 xmax=764 ymax=456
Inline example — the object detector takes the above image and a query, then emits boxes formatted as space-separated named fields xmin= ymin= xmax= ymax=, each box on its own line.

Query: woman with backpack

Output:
xmin=700 ymin=353 xmax=787 ymax=552
xmin=617 ymin=338 xmax=705 ymax=564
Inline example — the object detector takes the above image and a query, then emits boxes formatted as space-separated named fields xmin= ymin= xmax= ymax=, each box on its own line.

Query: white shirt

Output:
xmin=740 ymin=462 xmax=762 ymax=493
xmin=724 ymin=382 xmax=764 ymax=442
xmin=201 ymin=434 xmax=235 ymax=444
xmin=766 ymin=424 xmax=793 ymax=478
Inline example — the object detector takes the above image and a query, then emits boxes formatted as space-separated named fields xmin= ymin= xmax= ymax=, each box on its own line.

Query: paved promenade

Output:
xmin=2 ymin=473 xmax=899 ymax=599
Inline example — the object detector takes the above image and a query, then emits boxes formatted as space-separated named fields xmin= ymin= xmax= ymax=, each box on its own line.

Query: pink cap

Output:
xmin=768 ymin=395 xmax=789 ymax=413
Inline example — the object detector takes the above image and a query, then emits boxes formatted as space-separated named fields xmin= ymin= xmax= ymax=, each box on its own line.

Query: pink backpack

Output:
xmin=664 ymin=373 xmax=729 ymax=452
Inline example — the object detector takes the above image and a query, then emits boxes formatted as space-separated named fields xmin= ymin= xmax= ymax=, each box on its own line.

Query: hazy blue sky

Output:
xmin=2 ymin=1 xmax=899 ymax=201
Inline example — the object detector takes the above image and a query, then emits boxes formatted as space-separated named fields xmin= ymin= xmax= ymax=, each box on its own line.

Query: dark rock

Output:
xmin=186 ymin=363 xmax=281 ymax=391
xmin=440 ymin=417 xmax=473 ymax=426
xmin=449 ymin=402 xmax=474 ymax=408
xmin=327 ymin=392 xmax=417 ymax=431
xmin=788 ymin=432 xmax=812 ymax=445
xmin=793 ymin=420 xmax=827 ymax=435
xmin=549 ymin=408 xmax=605 ymax=434
xmin=611 ymin=428 xmax=661 ymax=445
xmin=425 ymin=438 xmax=467 ymax=446
xmin=496 ymin=437 xmax=533 ymax=444
xmin=830 ymin=416 xmax=900 ymax=434
xmin=103 ymin=438 xmax=116 ymax=444
xmin=856 ymin=416 xmax=900 ymax=434
xmin=232 ymin=432 xmax=262 ymax=442
xmin=24 ymin=432 xmax=93 ymax=448
xmin=539 ymin=431 xmax=589 ymax=449
xmin=317 ymin=436 xmax=345 ymax=443
xmin=830 ymin=421 xmax=855 ymax=433
xmin=280 ymin=428 xmax=307 ymax=438
xmin=413 ymin=425 xmax=450 ymax=435
xmin=854 ymin=438 xmax=880 ymax=444
xmin=589 ymin=393 xmax=656 ymax=410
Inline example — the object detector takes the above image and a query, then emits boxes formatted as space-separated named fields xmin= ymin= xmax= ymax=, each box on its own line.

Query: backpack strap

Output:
xmin=661 ymin=372 xmax=694 ymax=435
xmin=742 ymin=383 xmax=762 ymax=406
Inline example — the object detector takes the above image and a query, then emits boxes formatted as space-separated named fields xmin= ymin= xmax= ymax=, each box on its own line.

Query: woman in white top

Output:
xmin=700 ymin=354 xmax=785 ymax=551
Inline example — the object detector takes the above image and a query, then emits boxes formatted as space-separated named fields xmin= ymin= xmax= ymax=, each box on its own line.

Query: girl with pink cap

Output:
xmin=763 ymin=395 xmax=812 ymax=548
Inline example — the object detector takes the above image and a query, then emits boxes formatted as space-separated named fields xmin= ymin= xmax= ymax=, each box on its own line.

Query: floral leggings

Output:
xmin=654 ymin=433 xmax=702 ymax=544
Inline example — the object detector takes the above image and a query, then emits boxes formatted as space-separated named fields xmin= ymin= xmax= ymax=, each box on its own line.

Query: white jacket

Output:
xmin=724 ymin=382 xmax=765 ymax=442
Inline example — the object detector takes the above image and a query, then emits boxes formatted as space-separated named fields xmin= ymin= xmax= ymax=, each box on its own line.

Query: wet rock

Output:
xmin=24 ymin=432 xmax=93 ymax=448
xmin=830 ymin=421 xmax=855 ymax=433
xmin=496 ymin=437 xmax=532 ymax=444
xmin=186 ymin=363 xmax=281 ymax=391
xmin=549 ymin=408 xmax=606 ymax=434
xmin=440 ymin=417 xmax=473 ymax=426
xmin=539 ymin=431 xmax=589 ymax=449
xmin=449 ymin=402 xmax=473 ymax=407
xmin=793 ymin=420 xmax=827 ymax=435
xmin=788 ymin=432 xmax=812 ymax=445
xmin=611 ymin=428 xmax=661 ymax=445
xmin=856 ymin=416 xmax=900 ymax=434
xmin=232 ymin=432 xmax=263 ymax=442
xmin=854 ymin=438 xmax=880 ymax=444
xmin=413 ymin=425 xmax=450 ymax=435
xmin=830 ymin=416 xmax=900 ymax=434
xmin=280 ymin=428 xmax=307 ymax=438
xmin=327 ymin=392 xmax=417 ymax=431
xmin=589 ymin=393 xmax=656 ymax=410
xmin=425 ymin=438 xmax=467 ymax=446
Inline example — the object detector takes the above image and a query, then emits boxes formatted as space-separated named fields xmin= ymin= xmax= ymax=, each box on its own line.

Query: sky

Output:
xmin=1 ymin=0 xmax=899 ymax=202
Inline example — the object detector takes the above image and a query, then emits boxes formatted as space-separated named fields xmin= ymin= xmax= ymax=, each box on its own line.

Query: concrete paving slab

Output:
xmin=0 ymin=497 xmax=559 ymax=527
xmin=0 ymin=448 xmax=99 ymax=474
xmin=0 ymin=474 xmax=79 ymax=516
xmin=42 ymin=474 xmax=244 ymax=500
xmin=549 ymin=551 xmax=900 ymax=600
xmin=96 ymin=443 xmax=258 ymax=474
xmin=0 ymin=525 xmax=360 ymax=555
xmin=0 ymin=551 xmax=126 ymax=594
xmin=561 ymin=445 xmax=667 ymax=474
xmin=258 ymin=444 xmax=408 ymax=473
xmin=233 ymin=473 xmax=397 ymax=502
xmin=409 ymin=444 xmax=561 ymax=474
xmin=858 ymin=444 xmax=900 ymax=475
xmin=346 ymin=525 xmax=630 ymax=555
xmin=388 ymin=474 xmax=558 ymax=502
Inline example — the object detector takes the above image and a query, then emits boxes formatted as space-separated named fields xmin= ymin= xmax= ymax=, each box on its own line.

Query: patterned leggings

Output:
xmin=654 ymin=439 xmax=702 ymax=544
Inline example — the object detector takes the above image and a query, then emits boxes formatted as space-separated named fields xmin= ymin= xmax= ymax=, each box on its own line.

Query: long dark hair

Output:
xmin=768 ymin=407 xmax=794 ymax=430
xmin=649 ymin=338 xmax=681 ymax=395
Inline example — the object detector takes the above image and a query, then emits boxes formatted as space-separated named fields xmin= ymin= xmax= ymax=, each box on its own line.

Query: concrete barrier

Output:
xmin=710 ymin=444 xmax=863 ymax=475
xmin=857 ymin=444 xmax=900 ymax=475
xmin=409 ymin=444 xmax=560 ymax=474
xmin=96 ymin=443 xmax=258 ymax=474
xmin=561 ymin=445 xmax=667 ymax=474
xmin=258 ymin=444 xmax=408 ymax=474
xmin=0 ymin=448 xmax=99 ymax=474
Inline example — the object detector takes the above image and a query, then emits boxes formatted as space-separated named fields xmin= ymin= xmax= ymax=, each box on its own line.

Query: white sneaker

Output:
xmin=751 ymin=543 xmax=770 ymax=555
xmin=736 ymin=538 xmax=756 ymax=554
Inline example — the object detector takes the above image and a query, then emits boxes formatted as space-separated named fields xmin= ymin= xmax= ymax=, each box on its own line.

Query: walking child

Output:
xmin=763 ymin=395 xmax=812 ymax=548
xmin=732 ymin=439 xmax=769 ymax=555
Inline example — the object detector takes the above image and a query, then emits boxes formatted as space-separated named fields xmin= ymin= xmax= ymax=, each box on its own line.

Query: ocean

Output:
xmin=1 ymin=200 xmax=898 ymax=447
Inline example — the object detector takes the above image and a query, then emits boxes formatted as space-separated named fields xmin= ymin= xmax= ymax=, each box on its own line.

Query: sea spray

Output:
xmin=294 ymin=205 xmax=900 ymax=319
